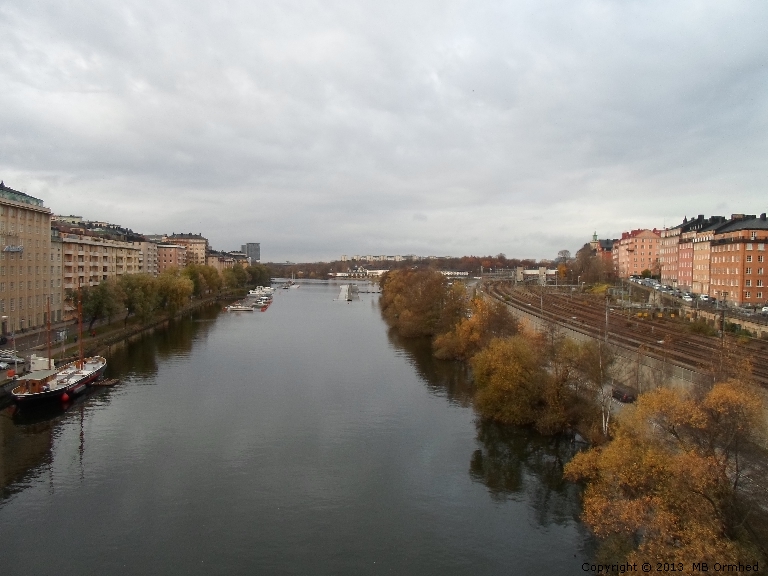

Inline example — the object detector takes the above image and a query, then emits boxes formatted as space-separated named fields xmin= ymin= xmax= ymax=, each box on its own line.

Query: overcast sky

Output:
xmin=1 ymin=1 xmax=767 ymax=262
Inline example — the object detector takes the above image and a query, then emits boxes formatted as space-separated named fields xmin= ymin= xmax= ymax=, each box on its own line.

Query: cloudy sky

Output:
xmin=1 ymin=1 xmax=767 ymax=262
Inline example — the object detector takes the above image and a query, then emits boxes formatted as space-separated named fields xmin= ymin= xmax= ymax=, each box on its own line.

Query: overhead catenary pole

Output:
xmin=78 ymin=285 xmax=84 ymax=367
xmin=46 ymin=295 xmax=52 ymax=370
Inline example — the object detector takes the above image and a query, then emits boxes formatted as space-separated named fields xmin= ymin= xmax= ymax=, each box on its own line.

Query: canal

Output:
xmin=0 ymin=282 xmax=590 ymax=575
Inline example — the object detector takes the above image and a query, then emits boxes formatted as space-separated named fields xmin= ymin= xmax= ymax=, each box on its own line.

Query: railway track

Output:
xmin=485 ymin=282 xmax=768 ymax=387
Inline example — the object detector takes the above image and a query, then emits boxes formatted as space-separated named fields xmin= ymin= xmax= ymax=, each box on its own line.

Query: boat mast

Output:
xmin=78 ymin=285 xmax=84 ymax=368
xmin=47 ymin=295 xmax=52 ymax=370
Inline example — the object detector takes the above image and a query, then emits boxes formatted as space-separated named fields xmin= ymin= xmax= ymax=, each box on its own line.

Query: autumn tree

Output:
xmin=470 ymin=336 xmax=549 ymax=428
xmin=565 ymin=381 xmax=767 ymax=566
xmin=156 ymin=271 xmax=194 ymax=315
xmin=380 ymin=269 xmax=450 ymax=338
xmin=433 ymin=297 xmax=518 ymax=360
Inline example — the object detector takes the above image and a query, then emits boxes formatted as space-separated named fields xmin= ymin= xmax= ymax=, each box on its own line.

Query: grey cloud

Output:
xmin=1 ymin=0 xmax=767 ymax=261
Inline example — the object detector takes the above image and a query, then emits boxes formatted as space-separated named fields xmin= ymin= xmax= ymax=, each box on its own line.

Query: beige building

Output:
xmin=0 ymin=182 xmax=54 ymax=334
xmin=137 ymin=241 xmax=159 ymax=277
xmin=157 ymin=244 xmax=187 ymax=273
xmin=166 ymin=233 xmax=208 ymax=266
xmin=60 ymin=231 xmax=141 ymax=314
xmin=206 ymin=252 xmax=234 ymax=273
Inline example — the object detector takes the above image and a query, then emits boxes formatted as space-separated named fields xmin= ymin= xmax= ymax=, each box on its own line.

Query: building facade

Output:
xmin=0 ymin=182 xmax=54 ymax=334
xmin=157 ymin=244 xmax=187 ymax=273
xmin=137 ymin=241 xmax=159 ymax=277
xmin=241 ymin=243 xmax=260 ymax=263
xmin=166 ymin=233 xmax=207 ymax=265
xmin=613 ymin=229 xmax=661 ymax=278
xmin=60 ymin=232 xmax=141 ymax=293
xmin=206 ymin=251 xmax=235 ymax=273
xmin=709 ymin=214 xmax=768 ymax=305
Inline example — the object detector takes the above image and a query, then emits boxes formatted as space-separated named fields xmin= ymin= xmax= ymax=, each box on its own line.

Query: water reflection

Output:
xmin=470 ymin=420 xmax=583 ymax=526
xmin=106 ymin=303 xmax=219 ymax=380
xmin=0 ymin=408 xmax=55 ymax=500
xmin=385 ymin=324 xmax=584 ymax=529
xmin=0 ymin=304 xmax=219 ymax=500
xmin=385 ymin=327 xmax=474 ymax=406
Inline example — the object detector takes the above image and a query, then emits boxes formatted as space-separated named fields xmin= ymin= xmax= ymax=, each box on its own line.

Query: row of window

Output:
xmin=0 ymin=266 xmax=49 ymax=276
xmin=0 ymin=279 xmax=60 ymax=290
xmin=0 ymin=293 xmax=62 ymax=312
xmin=744 ymin=292 xmax=764 ymax=299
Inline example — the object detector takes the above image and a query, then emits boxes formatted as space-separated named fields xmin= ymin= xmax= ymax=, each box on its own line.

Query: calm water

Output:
xmin=0 ymin=283 xmax=590 ymax=575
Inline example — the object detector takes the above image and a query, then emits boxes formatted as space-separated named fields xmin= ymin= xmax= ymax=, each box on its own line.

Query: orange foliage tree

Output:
xmin=433 ymin=297 xmax=518 ymax=360
xmin=565 ymin=381 xmax=767 ymax=566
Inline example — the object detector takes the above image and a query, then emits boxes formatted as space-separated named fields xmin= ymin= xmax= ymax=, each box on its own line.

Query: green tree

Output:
xmin=246 ymin=264 xmax=271 ymax=286
xmin=222 ymin=265 xmax=247 ymax=289
xmin=156 ymin=271 xmax=194 ymax=315
xmin=119 ymin=273 xmax=157 ymax=324
xmin=199 ymin=265 xmax=222 ymax=293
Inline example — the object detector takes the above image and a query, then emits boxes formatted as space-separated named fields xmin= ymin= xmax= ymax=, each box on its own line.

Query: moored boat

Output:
xmin=11 ymin=356 xmax=108 ymax=406
xmin=226 ymin=303 xmax=256 ymax=311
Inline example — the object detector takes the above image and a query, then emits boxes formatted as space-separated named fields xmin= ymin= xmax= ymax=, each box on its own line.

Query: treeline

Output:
xmin=380 ymin=268 xmax=608 ymax=436
xmin=269 ymin=254 xmax=551 ymax=280
xmin=72 ymin=263 xmax=270 ymax=329
xmin=380 ymin=268 xmax=767 ymax=565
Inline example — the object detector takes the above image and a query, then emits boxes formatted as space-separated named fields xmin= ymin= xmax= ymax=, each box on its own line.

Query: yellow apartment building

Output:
xmin=166 ymin=233 xmax=208 ymax=266
xmin=0 ymin=181 xmax=54 ymax=334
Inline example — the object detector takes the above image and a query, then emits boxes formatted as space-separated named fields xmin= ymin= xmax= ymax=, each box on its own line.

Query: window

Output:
xmin=759 ymin=280 xmax=764 ymax=287
xmin=758 ymin=292 xmax=763 ymax=299
xmin=745 ymin=291 xmax=751 ymax=299
xmin=747 ymin=255 xmax=752 ymax=262
xmin=747 ymin=243 xmax=753 ymax=250
xmin=759 ymin=243 xmax=765 ymax=251
xmin=759 ymin=268 xmax=764 ymax=275
xmin=759 ymin=256 xmax=765 ymax=263
xmin=747 ymin=268 xmax=752 ymax=274
xmin=746 ymin=280 xmax=751 ymax=287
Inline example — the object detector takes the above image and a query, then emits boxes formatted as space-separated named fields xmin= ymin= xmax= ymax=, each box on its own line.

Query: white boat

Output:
xmin=226 ymin=303 xmax=255 ymax=312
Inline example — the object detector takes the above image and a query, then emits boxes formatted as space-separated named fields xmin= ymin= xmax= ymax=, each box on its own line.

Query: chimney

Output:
xmin=761 ymin=213 xmax=766 ymax=221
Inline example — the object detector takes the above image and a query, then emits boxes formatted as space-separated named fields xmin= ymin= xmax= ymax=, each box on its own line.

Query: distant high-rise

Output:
xmin=241 ymin=243 xmax=260 ymax=263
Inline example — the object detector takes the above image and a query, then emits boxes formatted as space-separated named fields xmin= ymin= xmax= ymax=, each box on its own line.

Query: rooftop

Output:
xmin=0 ymin=181 xmax=46 ymax=208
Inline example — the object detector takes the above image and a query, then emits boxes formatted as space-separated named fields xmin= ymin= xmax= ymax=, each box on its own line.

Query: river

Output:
xmin=0 ymin=282 xmax=591 ymax=575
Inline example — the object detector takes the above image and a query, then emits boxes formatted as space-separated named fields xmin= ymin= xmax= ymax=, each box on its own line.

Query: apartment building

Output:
xmin=613 ymin=229 xmax=661 ymax=278
xmin=137 ymin=241 xmax=159 ymax=277
xmin=0 ymin=182 xmax=54 ymax=334
xmin=60 ymin=231 xmax=141 ymax=292
xmin=206 ymin=251 xmax=235 ymax=273
xmin=166 ymin=233 xmax=207 ymax=265
xmin=709 ymin=214 xmax=768 ymax=305
xmin=157 ymin=244 xmax=187 ymax=273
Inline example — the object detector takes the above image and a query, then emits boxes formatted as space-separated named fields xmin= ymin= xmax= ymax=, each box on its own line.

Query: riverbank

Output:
xmin=0 ymin=289 xmax=244 ymax=399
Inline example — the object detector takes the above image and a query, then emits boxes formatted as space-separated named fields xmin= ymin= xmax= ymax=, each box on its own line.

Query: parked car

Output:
xmin=682 ymin=295 xmax=693 ymax=303
xmin=700 ymin=294 xmax=710 ymax=301
xmin=612 ymin=386 xmax=637 ymax=403
xmin=762 ymin=306 xmax=768 ymax=314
